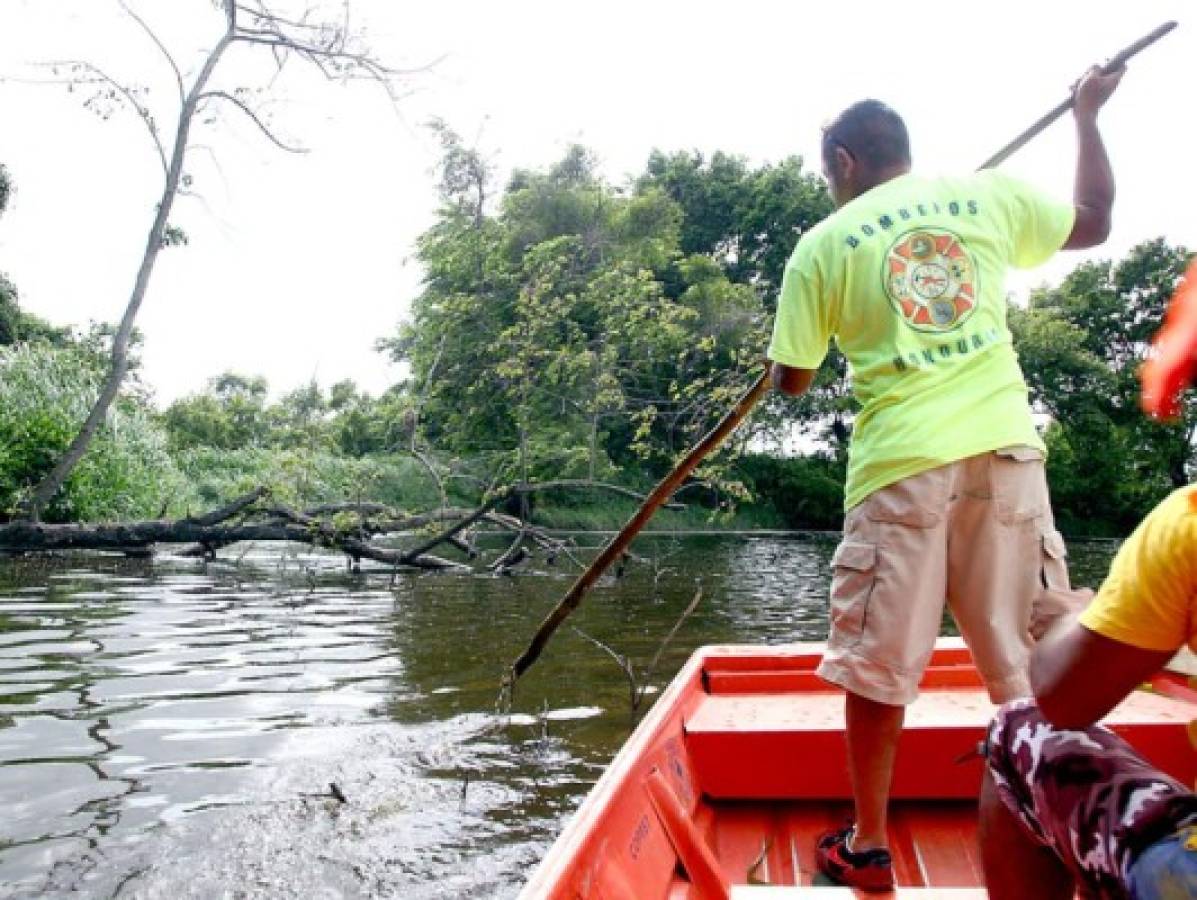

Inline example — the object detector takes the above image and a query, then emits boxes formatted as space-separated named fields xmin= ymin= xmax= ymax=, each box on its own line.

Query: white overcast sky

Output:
xmin=0 ymin=0 xmax=1193 ymax=404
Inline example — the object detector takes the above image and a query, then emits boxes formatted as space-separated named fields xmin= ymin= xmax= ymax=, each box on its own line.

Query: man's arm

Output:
xmin=771 ymin=363 xmax=817 ymax=397
xmin=1063 ymin=66 xmax=1123 ymax=250
xmin=1029 ymin=620 xmax=1172 ymax=729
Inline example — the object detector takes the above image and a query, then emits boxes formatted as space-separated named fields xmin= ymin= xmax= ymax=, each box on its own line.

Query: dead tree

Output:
xmin=18 ymin=0 xmax=428 ymax=521
xmin=0 ymin=480 xmax=682 ymax=575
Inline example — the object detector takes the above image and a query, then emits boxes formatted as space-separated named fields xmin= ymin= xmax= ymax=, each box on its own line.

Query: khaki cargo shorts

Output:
xmin=816 ymin=448 xmax=1088 ymax=707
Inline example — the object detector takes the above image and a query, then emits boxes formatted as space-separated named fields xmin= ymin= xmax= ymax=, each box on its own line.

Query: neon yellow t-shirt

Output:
xmin=1079 ymin=485 xmax=1197 ymax=655
xmin=767 ymin=170 xmax=1075 ymax=510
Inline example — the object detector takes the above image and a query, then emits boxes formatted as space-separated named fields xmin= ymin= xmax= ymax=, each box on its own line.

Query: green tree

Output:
xmin=637 ymin=150 xmax=832 ymax=302
xmin=330 ymin=385 xmax=413 ymax=457
xmin=1012 ymin=238 xmax=1194 ymax=533
xmin=163 ymin=372 xmax=271 ymax=451
xmin=384 ymin=135 xmax=803 ymax=503
xmin=636 ymin=150 xmax=853 ymax=459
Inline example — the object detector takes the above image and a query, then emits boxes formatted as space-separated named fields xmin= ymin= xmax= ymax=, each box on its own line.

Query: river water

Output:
xmin=0 ymin=533 xmax=1119 ymax=899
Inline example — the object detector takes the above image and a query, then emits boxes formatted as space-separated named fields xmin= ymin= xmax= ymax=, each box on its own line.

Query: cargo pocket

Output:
xmin=828 ymin=540 xmax=877 ymax=648
xmin=1039 ymin=529 xmax=1070 ymax=591
xmin=992 ymin=450 xmax=1049 ymax=525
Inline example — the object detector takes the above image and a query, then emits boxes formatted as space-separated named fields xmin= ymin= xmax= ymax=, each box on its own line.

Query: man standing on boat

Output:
xmin=767 ymin=66 xmax=1123 ymax=889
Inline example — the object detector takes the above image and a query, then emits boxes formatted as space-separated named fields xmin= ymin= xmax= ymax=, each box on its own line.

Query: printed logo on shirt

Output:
xmin=883 ymin=228 xmax=978 ymax=333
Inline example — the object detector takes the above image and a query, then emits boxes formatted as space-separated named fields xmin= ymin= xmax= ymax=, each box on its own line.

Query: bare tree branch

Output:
xmin=400 ymin=480 xmax=686 ymax=564
xmin=570 ymin=584 xmax=704 ymax=716
xmin=197 ymin=90 xmax=308 ymax=153
xmin=117 ymin=0 xmax=184 ymax=104
xmin=403 ymin=335 xmax=448 ymax=507
xmin=236 ymin=3 xmax=320 ymax=33
xmin=410 ymin=448 xmax=447 ymax=508
xmin=42 ymin=60 xmax=168 ymax=178
xmin=572 ymin=626 xmax=638 ymax=710
xmin=637 ymin=583 xmax=703 ymax=708
xmin=230 ymin=32 xmax=439 ymax=83
xmin=185 ymin=486 xmax=269 ymax=525
xmin=21 ymin=26 xmax=238 ymax=520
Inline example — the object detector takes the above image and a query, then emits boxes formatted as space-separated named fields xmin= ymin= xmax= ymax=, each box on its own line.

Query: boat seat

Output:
xmin=686 ymin=683 xmax=1197 ymax=800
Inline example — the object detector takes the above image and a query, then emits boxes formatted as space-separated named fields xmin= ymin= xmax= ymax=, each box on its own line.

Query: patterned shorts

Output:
xmin=986 ymin=700 xmax=1197 ymax=898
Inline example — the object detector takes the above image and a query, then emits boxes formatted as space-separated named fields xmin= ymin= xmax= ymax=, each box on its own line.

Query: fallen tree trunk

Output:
xmin=0 ymin=479 xmax=682 ymax=577
xmin=174 ymin=504 xmax=481 ymax=559
xmin=0 ymin=514 xmax=463 ymax=570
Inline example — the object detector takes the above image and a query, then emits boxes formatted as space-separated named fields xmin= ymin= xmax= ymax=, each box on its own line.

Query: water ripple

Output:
xmin=0 ymin=534 xmax=1119 ymax=897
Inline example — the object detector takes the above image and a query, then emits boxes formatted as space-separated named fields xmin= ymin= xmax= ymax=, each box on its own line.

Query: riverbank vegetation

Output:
xmin=0 ymin=149 xmax=1192 ymax=539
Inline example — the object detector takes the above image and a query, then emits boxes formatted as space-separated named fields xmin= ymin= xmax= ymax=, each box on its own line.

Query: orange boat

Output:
xmin=519 ymin=638 xmax=1197 ymax=899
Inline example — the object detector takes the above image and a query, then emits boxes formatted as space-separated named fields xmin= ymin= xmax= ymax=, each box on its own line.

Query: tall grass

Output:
xmin=0 ymin=344 xmax=194 ymax=521
xmin=174 ymin=447 xmax=447 ymax=512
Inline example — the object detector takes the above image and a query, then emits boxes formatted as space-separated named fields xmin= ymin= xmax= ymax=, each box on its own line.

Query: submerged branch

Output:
xmin=0 ymin=492 xmax=464 ymax=572
xmin=0 ymin=475 xmax=694 ymax=585
xmin=636 ymin=583 xmax=703 ymax=709
xmin=400 ymin=479 xmax=683 ymax=564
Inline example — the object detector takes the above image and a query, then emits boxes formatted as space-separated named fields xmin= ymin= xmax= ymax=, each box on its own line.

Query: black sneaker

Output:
xmin=815 ymin=825 xmax=895 ymax=891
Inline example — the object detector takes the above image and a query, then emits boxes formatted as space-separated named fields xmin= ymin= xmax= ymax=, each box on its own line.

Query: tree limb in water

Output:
xmin=571 ymin=582 xmax=703 ymax=714
xmin=0 ymin=516 xmax=463 ymax=571
xmin=0 ymin=479 xmax=685 ymax=578
xmin=397 ymin=479 xmax=684 ymax=565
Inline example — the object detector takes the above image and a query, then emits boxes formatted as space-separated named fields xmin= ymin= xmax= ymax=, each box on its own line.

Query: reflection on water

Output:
xmin=0 ymin=534 xmax=1119 ymax=898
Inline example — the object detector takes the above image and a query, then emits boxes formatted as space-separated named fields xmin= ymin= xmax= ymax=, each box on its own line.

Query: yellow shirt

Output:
xmin=1079 ymin=485 xmax=1197 ymax=655
xmin=767 ymin=170 xmax=1074 ymax=510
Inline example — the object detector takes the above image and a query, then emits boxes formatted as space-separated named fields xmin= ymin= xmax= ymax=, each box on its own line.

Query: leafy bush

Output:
xmin=735 ymin=454 xmax=845 ymax=531
xmin=173 ymin=446 xmax=446 ymax=512
xmin=0 ymin=344 xmax=194 ymax=521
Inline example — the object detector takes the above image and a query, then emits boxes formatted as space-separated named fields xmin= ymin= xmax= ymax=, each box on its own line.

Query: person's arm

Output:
xmin=1030 ymin=621 xmax=1172 ymax=729
xmin=771 ymin=364 xmax=817 ymax=397
xmin=768 ymin=239 xmax=831 ymax=394
xmin=1063 ymin=65 xmax=1123 ymax=250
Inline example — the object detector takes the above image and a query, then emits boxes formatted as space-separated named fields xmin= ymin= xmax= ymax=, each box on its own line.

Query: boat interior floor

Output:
xmin=705 ymin=799 xmax=984 ymax=891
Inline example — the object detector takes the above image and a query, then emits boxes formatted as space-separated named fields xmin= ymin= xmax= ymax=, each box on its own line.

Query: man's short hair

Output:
xmin=822 ymin=100 xmax=911 ymax=172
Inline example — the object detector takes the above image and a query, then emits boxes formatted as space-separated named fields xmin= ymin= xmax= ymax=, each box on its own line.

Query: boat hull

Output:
xmin=520 ymin=639 xmax=1197 ymax=898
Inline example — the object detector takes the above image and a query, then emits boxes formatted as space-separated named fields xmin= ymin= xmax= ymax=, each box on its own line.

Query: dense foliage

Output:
xmin=3 ymin=145 xmax=1193 ymax=535
xmin=1011 ymin=238 xmax=1194 ymax=534
xmin=163 ymin=375 xmax=444 ymax=512
xmin=380 ymin=131 xmax=834 ymax=506
xmin=175 ymin=447 xmax=441 ymax=512
xmin=163 ymin=373 xmax=413 ymax=457
xmin=381 ymin=130 xmax=1193 ymax=534
xmin=0 ymin=344 xmax=190 ymax=521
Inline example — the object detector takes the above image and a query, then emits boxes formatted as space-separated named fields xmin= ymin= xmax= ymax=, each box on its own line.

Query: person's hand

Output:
xmin=1072 ymin=65 xmax=1124 ymax=120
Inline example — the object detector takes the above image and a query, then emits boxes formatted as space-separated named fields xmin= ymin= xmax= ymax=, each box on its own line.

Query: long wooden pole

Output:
xmin=506 ymin=368 xmax=772 ymax=683
xmin=978 ymin=21 xmax=1176 ymax=170
xmin=504 ymin=20 xmax=1178 ymax=690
